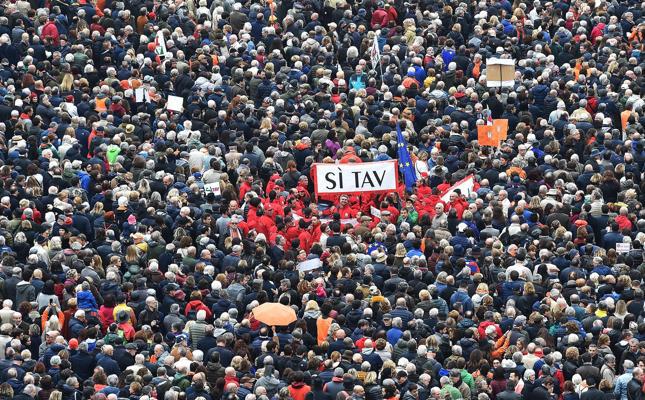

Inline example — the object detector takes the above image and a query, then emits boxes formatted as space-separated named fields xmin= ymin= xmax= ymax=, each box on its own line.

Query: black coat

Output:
xmin=627 ymin=379 xmax=642 ymax=400
xmin=113 ymin=346 xmax=134 ymax=372
xmin=576 ymin=364 xmax=601 ymax=384
xmin=497 ymin=390 xmax=522 ymax=400
xmin=96 ymin=354 xmax=121 ymax=376
xmin=525 ymin=384 xmax=550 ymax=400
xmin=70 ymin=350 xmax=96 ymax=381
xmin=581 ymin=388 xmax=606 ymax=400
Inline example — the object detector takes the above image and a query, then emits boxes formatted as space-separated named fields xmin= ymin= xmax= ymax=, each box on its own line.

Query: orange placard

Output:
xmin=478 ymin=125 xmax=498 ymax=147
xmin=492 ymin=119 xmax=508 ymax=140
xmin=477 ymin=119 xmax=508 ymax=147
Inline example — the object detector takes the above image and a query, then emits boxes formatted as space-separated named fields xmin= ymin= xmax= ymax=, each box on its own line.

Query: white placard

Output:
xmin=297 ymin=258 xmax=322 ymax=272
xmin=135 ymin=88 xmax=145 ymax=103
xmin=313 ymin=160 xmax=398 ymax=195
xmin=616 ymin=243 xmax=631 ymax=254
xmin=167 ymin=95 xmax=184 ymax=112
xmin=370 ymin=206 xmax=381 ymax=218
xmin=203 ymin=181 xmax=221 ymax=196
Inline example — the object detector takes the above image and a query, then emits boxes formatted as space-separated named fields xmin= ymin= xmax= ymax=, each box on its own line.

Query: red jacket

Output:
xmin=239 ymin=181 xmax=252 ymax=201
xmin=448 ymin=198 xmax=468 ymax=219
xmin=288 ymin=383 xmax=311 ymax=400
xmin=615 ymin=215 xmax=633 ymax=231
xmin=41 ymin=21 xmax=60 ymax=45
xmin=370 ymin=8 xmax=388 ymax=28
xmin=184 ymin=300 xmax=213 ymax=320
xmin=477 ymin=320 xmax=502 ymax=339
xmin=299 ymin=230 xmax=312 ymax=253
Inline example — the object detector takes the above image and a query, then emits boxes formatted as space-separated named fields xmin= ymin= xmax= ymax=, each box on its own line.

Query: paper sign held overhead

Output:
xmin=370 ymin=206 xmax=381 ymax=218
xmin=492 ymin=119 xmax=508 ymax=140
xmin=486 ymin=58 xmax=515 ymax=88
xmin=135 ymin=88 xmax=145 ymax=103
xmin=477 ymin=125 xmax=498 ymax=147
xmin=297 ymin=258 xmax=322 ymax=272
xmin=477 ymin=119 xmax=508 ymax=147
xmin=616 ymin=243 xmax=630 ymax=254
xmin=203 ymin=181 xmax=221 ymax=196
xmin=167 ymin=95 xmax=184 ymax=112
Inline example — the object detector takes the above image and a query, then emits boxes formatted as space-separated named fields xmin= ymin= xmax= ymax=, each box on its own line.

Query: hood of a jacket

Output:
xmin=16 ymin=281 xmax=33 ymax=293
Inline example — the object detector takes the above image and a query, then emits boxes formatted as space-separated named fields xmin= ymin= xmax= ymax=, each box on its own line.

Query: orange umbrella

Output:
xmin=252 ymin=303 xmax=297 ymax=326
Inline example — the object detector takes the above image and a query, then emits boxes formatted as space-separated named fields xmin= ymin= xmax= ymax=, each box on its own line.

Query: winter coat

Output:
xmin=15 ymin=281 xmax=36 ymax=306
xmin=76 ymin=290 xmax=98 ymax=311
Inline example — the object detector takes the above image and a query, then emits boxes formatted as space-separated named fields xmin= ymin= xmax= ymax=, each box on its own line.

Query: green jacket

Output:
xmin=441 ymin=384 xmax=462 ymax=400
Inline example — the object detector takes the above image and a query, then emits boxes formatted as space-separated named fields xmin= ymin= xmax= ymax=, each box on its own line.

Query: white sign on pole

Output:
xmin=486 ymin=58 xmax=515 ymax=88
xmin=313 ymin=160 xmax=398 ymax=195
xmin=155 ymin=32 xmax=168 ymax=59
xmin=370 ymin=39 xmax=381 ymax=70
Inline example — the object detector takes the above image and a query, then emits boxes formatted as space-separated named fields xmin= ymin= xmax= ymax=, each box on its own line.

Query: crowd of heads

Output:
xmin=0 ymin=0 xmax=643 ymax=399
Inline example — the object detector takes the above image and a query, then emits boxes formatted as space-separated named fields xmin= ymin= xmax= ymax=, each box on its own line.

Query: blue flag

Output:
xmin=396 ymin=122 xmax=417 ymax=189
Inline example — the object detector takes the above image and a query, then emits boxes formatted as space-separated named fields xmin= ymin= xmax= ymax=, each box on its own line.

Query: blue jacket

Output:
xmin=614 ymin=370 xmax=633 ymax=400
xmin=501 ymin=280 xmax=524 ymax=300
xmin=441 ymin=48 xmax=455 ymax=70
xmin=96 ymin=354 xmax=121 ymax=376
xmin=391 ymin=307 xmax=414 ymax=327
xmin=386 ymin=327 xmax=403 ymax=345
xmin=450 ymin=290 xmax=473 ymax=312
xmin=76 ymin=170 xmax=91 ymax=191
xmin=71 ymin=350 xmax=96 ymax=381
xmin=68 ymin=317 xmax=85 ymax=339
xmin=76 ymin=290 xmax=98 ymax=311
xmin=450 ymin=233 xmax=471 ymax=249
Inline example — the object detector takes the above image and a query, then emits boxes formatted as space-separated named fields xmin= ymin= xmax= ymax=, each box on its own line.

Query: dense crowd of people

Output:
xmin=0 ymin=0 xmax=643 ymax=400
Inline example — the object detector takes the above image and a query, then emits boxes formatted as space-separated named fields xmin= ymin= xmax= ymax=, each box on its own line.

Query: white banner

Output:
xmin=441 ymin=175 xmax=475 ymax=202
xmin=313 ymin=161 xmax=398 ymax=195
xmin=135 ymin=88 xmax=145 ymax=103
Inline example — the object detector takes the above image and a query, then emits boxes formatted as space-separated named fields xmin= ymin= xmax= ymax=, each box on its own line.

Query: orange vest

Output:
xmin=316 ymin=317 xmax=332 ymax=345
xmin=621 ymin=110 xmax=633 ymax=132
xmin=95 ymin=97 xmax=107 ymax=112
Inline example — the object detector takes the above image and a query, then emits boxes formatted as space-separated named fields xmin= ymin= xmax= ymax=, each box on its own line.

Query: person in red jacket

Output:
xmin=370 ymin=6 xmax=388 ymax=28
xmin=41 ymin=15 xmax=60 ymax=46
xmin=184 ymin=291 xmax=213 ymax=320
xmin=238 ymin=175 xmax=253 ymax=201
xmin=477 ymin=311 xmax=502 ymax=339
xmin=447 ymin=191 xmax=468 ymax=219
xmin=256 ymin=207 xmax=278 ymax=242
xmin=288 ymin=372 xmax=311 ymax=400
xmin=329 ymin=195 xmax=357 ymax=219
xmin=615 ymin=207 xmax=633 ymax=231
xmin=298 ymin=219 xmax=313 ymax=253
